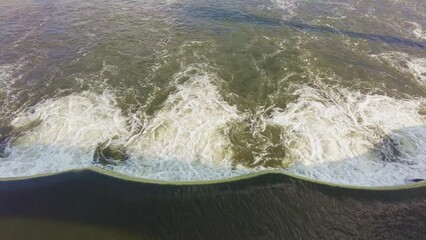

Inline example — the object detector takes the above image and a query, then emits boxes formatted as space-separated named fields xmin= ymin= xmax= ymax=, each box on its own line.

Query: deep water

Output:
xmin=0 ymin=170 xmax=425 ymax=239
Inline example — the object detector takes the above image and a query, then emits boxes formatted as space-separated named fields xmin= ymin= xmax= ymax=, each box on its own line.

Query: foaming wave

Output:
xmin=1 ymin=69 xmax=252 ymax=180
xmin=126 ymin=69 xmax=243 ymax=169
xmin=270 ymin=81 xmax=426 ymax=186
xmin=1 ymin=91 xmax=130 ymax=177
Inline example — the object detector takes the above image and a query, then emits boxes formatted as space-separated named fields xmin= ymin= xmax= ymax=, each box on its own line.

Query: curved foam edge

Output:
xmin=0 ymin=166 xmax=424 ymax=190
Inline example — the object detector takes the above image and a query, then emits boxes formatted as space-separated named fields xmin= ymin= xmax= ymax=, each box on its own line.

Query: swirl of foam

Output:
xmin=269 ymin=81 xmax=426 ymax=186
xmin=2 ymin=91 xmax=130 ymax=177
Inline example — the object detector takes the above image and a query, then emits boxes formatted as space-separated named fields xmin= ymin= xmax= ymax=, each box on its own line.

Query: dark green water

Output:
xmin=0 ymin=170 xmax=425 ymax=239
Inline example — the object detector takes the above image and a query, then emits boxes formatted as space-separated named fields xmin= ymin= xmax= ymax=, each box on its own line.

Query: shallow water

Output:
xmin=1 ymin=0 xmax=426 ymax=186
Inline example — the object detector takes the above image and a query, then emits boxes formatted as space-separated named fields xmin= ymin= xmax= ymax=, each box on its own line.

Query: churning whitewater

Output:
xmin=0 ymin=0 xmax=425 ymax=186
xmin=1 ymin=68 xmax=253 ymax=181
xmin=2 ymin=65 xmax=426 ymax=185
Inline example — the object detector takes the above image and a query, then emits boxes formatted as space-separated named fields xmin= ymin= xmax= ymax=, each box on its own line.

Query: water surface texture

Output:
xmin=1 ymin=0 xmax=426 ymax=186
xmin=0 ymin=170 xmax=425 ymax=239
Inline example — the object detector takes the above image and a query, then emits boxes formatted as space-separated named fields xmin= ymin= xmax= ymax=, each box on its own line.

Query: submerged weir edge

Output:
xmin=0 ymin=166 xmax=424 ymax=190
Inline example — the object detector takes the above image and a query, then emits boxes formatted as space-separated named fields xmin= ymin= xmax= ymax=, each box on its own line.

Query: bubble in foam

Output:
xmin=269 ymin=81 xmax=426 ymax=186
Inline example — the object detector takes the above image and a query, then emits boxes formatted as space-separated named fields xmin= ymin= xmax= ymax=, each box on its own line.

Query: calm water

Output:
xmin=0 ymin=170 xmax=424 ymax=239
xmin=0 ymin=0 xmax=426 ymax=186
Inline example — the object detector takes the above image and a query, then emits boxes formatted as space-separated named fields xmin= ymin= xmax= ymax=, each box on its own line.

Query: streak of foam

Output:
xmin=374 ymin=52 xmax=426 ymax=86
xmin=0 ymin=61 xmax=27 ymax=123
xmin=269 ymin=81 xmax=426 ymax=186
xmin=0 ymin=64 xmax=14 ymax=97
xmin=0 ymin=62 xmax=24 ymax=95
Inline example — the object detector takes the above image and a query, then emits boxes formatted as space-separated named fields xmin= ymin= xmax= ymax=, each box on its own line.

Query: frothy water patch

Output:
xmin=127 ymin=70 xmax=242 ymax=167
xmin=0 ymin=91 xmax=129 ymax=177
xmin=270 ymin=81 xmax=426 ymax=185
xmin=270 ymin=0 xmax=299 ymax=17
xmin=1 ymin=71 xmax=426 ymax=185
xmin=0 ymin=61 xmax=25 ymax=97
xmin=409 ymin=22 xmax=426 ymax=40
xmin=1 ymin=69 xmax=253 ymax=180
xmin=374 ymin=52 xmax=426 ymax=85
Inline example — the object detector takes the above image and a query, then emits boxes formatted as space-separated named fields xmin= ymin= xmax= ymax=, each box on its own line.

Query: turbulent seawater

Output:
xmin=0 ymin=0 xmax=425 ymax=186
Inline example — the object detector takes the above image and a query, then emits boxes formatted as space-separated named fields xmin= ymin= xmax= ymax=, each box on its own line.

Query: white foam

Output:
xmin=269 ymin=81 xmax=426 ymax=186
xmin=127 ymin=70 xmax=241 ymax=166
xmin=0 ymin=65 xmax=13 ymax=98
xmin=0 ymin=61 xmax=28 ymax=122
xmin=374 ymin=52 xmax=426 ymax=85
xmin=1 ymin=91 xmax=130 ymax=177
xmin=269 ymin=0 xmax=299 ymax=17
xmin=0 ymin=61 xmax=24 ymax=95
xmin=1 ymin=68 xmax=251 ymax=180
xmin=407 ymin=58 xmax=426 ymax=84
xmin=408 ymin=21 xmax=426 ymax=40
xmin=2 ymin=68 xmax=426 ymax=185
